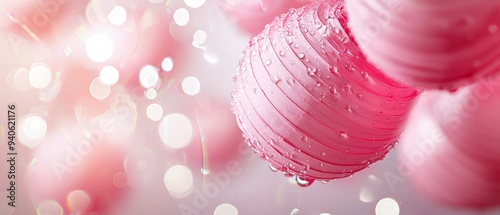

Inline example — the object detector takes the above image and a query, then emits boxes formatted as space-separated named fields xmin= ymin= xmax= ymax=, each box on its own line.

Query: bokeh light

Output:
xmin=214 ymin=203 xmax=238 ymax=215
xmin=29 ymin=63 xmax=52 ymax=89
xmin=184 ymin=0 xmax=206 ymax=8
xmin=86 ymin=34 xmax=114 ymax=63
xmin=89 ymin=77 xmax=111 ymax=99
xmin=159 ymin=113 xmax=193 ymax=149
xmin=67 ymin=190 xmax=91 ymax=214
xmin=193 ymin=30 xmax=207 ymax=46
xmin=145 ymin=88 xmax=157 ymax=100
xmin=161 ymin=57 xmax=174 ymax=72
xmin=375 ymin=198 xmax=400 ymax=215
xmin=181 ymin=76 xmax=201 ymax=96
xmin=12 ymin=68 xmax=31 ymax=91
xmin=146 ymin=103 xmax=163 ymax=121
xmin=108 ymin=6 xmax=127 ymax=26
xmin=139 ymin=65 xmax=159 ymax=88
xmin=22 ymin=115 xmax=47 ymax=141
xmin=36 ymin=200 xmax=63 ymax=215
xmin=173 ymin=8 xmax=190 ymax=26
xmin=113 ymin=172 xmax=129 ymax=188
xmin=99 ymin=66 xmax=120 ymax=86
xmin=164 ymin=165 xmax=194 ymax=198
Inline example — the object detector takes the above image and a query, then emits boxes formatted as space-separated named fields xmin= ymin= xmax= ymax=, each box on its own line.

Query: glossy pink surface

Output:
xmin=231 ymin=1 xmax=419 ymax=182
xmin=400 ymin=77 xmax=500 ymax=208
xmin=346 ymin=0 xmax=500 ymax=89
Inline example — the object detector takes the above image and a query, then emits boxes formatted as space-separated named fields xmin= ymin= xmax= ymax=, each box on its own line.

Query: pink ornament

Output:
xmin=346 ymin=0 xmax=500 ymax=89
xmin=231 ymin=1 xmax=419 ymax=184
xmin=400 ymin=77 xmax=500 ymax=208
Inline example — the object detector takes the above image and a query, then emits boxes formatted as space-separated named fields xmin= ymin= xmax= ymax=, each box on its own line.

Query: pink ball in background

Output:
xmin=346 ymin=0 xmax=500 ymax=90
xmin=2 ymin=0 xmax=90 ymax=43
xmin=231 ymin=1 xmax=419 ymax=185
xmin=26 ymin=131 xmax=129 ymax=214
xmin=399 ymin=76 xmax=500 ymax=208
xmin=186 ymin=100 xmax=244 ymax=172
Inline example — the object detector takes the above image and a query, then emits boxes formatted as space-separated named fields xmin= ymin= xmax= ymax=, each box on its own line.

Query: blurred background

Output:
xmin=0 ymin=0 xmax=500 ymax=214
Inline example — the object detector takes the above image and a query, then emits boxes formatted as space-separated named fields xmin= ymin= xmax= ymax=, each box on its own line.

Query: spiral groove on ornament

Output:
xmin=231 ymin=1 xmax=419 ymax=181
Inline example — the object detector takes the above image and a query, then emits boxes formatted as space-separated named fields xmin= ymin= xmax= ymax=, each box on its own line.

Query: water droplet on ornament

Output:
xmin=298 ymin=53 xmax=305 ymax=59
xmin=271 ymin=75 xmax=280 ymax=83
xmin=269 ymin=163 xmax=279 ymax=172
xmin=330 ymin=66 xmax=339 ymax=76
xmin=357 ymin=93 xmax=363 ymax=100
xmin=300 ymin=135 xmax=308 ymax=142
xmin=333 ymin=28 xmax=340 ymax=35
xmin=308 ymin=67 xmax=317 ymax=76
xmin=265 ymin=60 xmax=272 ymax=66
xmin=360 ymin=71 xmax=368 ymax=78
xmin=339 ymin=131 xmax=348 ymax=139
xmin=345 ymin=105 xmax=352 ymax=112
xmin=296 ymin=176 xmax=314 ymax=187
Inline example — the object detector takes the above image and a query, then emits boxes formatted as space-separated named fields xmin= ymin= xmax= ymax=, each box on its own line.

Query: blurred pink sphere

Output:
xmin=346 ymin=0 xmax=500 ymax=89
xmin=400 ymin=78 xmax=500 ymax=208
xmin=27 ymin=133 xmax=128 ymax=214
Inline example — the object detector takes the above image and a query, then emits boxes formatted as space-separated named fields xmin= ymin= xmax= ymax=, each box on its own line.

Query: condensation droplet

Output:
xmin=296 ymin=176 xmax=314 ymax=187
xmin=345 ymin=105 xmax=352 ymax=112
xmin=300 ymin=135 xmax=308 ymax=142
xmin=271 ymin=75 xmax=280 ymax=83
xmin=357 ymin=93 xmax=363 ymax=100
xmin=330 ymin=66 xmax=339 ymax=76
xmin=339 ymin=131 xmax=348 ymax=139
xmin=307 ymin=67 xmax=317 ymax=76
xmin=269 ymin=163 xmax=279 ymax=172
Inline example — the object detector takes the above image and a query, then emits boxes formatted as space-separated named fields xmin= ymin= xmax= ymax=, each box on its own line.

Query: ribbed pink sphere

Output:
xmin=400 ymin=77 xmax=500 ymax=208
xmin=346 ymin=0 xmax=500 ymax=89
xmin=231 ymin=1 xmax=419 ymax=185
